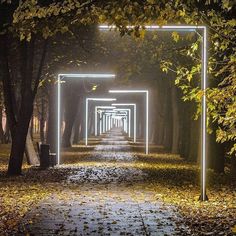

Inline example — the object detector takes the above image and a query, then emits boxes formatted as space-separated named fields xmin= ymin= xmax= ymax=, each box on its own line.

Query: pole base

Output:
xmin=198 ymin=193 xmax=209 ymax=201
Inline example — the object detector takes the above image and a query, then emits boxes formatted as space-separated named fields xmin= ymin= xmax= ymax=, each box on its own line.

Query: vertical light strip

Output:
xmin=99 ymin=112 xmax=102 ymax=135
xmin=103 ymin=26 xmax=207 ymax=200
xmin=57 ymin=75 xmax=61 ymax=165
xmin=201 ymin=26 xmax=207 ymax=201
xmin=106 ymin=115 xmax=108 ymax=132
xmin=128 ymin=109 xmax=131 ymax=138
xmin=95 ymin=106 xmax=98 ymax=136
xmin=85 ymin=98 xmax=88 ymax=146
xmin=114 ymin=108 xmax=130 ymax=136
xmin=146 ymin=91 xmax=149 ymax=155
xmin=103 ymin=114 xmax=105 ymax=133
xmin=134 ymin=104 xmax=137 ymax=143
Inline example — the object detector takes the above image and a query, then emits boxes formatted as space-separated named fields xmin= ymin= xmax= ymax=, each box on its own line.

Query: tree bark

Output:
xmin=230 ymin=155 xmax=236 ymax=179
xmin=47 ymin=84 xmax=57 ymax=152
xmin=73 ymin=98 xmax=82 ymax=144
xmin=25 ymin=129 xmax=39 ymax=165
xmin=208 ymin=123 xmax=225 ymax=173
xmin=162 ymin=82 xmax=173 ymax=151
xmin=40 ymin=98 xmax=46 ymax=142
xmin=171 ymin=84 xmax=180 ymax=154
xmin=0 ymin=106 xmax=5 ymax=143
xmin=61 ymin=85 xmax=79 ymax=148
xmin=0 ymin=34 xmax=48 ymax=175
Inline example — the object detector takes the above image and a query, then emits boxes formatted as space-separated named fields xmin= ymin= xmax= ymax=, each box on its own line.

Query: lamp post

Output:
xmin=100 ymin=24 xmax=208 ymax=201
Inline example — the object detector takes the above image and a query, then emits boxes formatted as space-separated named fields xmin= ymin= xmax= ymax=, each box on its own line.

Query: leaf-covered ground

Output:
xmin=0 ymin=129 xmax=235 ymax=235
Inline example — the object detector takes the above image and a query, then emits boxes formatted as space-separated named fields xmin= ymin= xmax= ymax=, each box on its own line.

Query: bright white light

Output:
xmin=88 ymin=98 xmax=117 ymax=101
xmin=109 ymin=90 xmax=148 ymax=93
xmin=109 ymin=90 xmax=149 ymax=154
xmin=96 ymin=106 xmax=116 ymax=109
xmin=111 ymin=103 xmax=137 ymax=143
xmin=98 ymin=25 xmax=204 ymax=31
xmin=201 ymin=26 xmax=207 ymax=201
xmin=106 ymin=25 xmax=208 ymax=200
xmin=57 ymin=73 xmax=116 ymax=166
xmin=112 ymin=103 xmax=137 ymax=142
xmin=85 ymin=98 xmax=116 ymax=145
xmin=58 ymin=73 xmax=116 ymax=78
xmin=95 ymin=106 xmax=116 ymax=136
xmin=114 ymin=108 xmax=131 ymax=137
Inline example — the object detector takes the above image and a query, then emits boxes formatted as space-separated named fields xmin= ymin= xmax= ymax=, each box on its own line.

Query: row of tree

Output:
xmin=0 ymin=0 xmax=235 ymax=176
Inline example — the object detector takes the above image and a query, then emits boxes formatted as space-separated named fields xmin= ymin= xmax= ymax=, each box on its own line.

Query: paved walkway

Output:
xmin=18 ymin=128 xmax=185 ymax=235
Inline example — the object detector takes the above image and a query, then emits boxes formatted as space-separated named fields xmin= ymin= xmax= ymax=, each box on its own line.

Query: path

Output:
xmin=18 ymin=128 xmax=186 ymax=235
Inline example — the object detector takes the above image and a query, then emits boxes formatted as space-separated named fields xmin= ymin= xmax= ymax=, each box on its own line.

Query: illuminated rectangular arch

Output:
xmin=101 ymin=25 xmax=208 ymax=201
xmin=57 ymin=73 xmax=115 ymax=166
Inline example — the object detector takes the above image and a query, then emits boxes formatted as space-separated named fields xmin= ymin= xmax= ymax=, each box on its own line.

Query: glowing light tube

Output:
xmin=57 ymin=73 xmax=116 ymax=166
xmin=85 ymin=98 xmax=116 ymax=146
xmin=58 ymin=73 xmax=116 ymax=78
xmin=106 ymin=25 xmax=208 ymax=201
xmin=109 ymin=90 xmax=149 ymax=155
xmin=114 ymin=108 xmax=131 ymax=137
xmin=95 ymin=106 xmax=116 ymax=136
xmin=112 ymin=103 xmax=137 ymax=142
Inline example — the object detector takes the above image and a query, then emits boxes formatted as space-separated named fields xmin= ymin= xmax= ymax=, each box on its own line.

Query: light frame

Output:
xmin=101 ymin=25 xmax=208 ymax=201
xmin=57 ymin=73 xmax=115 ymax=166
xmin=114 ymin=108 xmax=131 ymax=138
xmin=85 ymin=98 xmax=116 ymax=145
xmin=109 ymin=90 xmax=149 ymax=155
xmin=112 ymin=103 xmax=137 ymax=142
xmin=95 ymin=106 xmax=116 ymax=136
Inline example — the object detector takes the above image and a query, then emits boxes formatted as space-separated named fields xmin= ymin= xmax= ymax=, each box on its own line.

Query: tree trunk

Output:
xmin=149 ymin=88 xmax=159 ymax=144
xmin=73 ymin=98 xmax=82 ymax=144
xmin=61 ymin=88 xmax=79 ymax=148
xmin=30 ymin=112 xmax=34 ymax=139
xmin=4 ymin=119 xmax=11 ymax=144
xmin=0 ymin=106 xmax=5 ymax=143
xmin=163 ymin=82 xmax=172 ymax=151
xmin=208 ymin=123 xmax=225 ymax=173
xmin=8 ymin=93 xmax=34 ymax=175
xmin=230 ymin=155 xmax=236 ymax=179
xmin=156 ymin=81 xmax=166 ymax=146
xmin=40 ymin=98 xmax=46 ymax=142
xmin=171 ymin=85 xmax=180 ymax=154
xmin=47 ymin=84 xmax=57 ymax=152
xmin=25 ymin=129 xmax=39 ymax=165
xmin=1 ymin=34 xmax=47 ymax=175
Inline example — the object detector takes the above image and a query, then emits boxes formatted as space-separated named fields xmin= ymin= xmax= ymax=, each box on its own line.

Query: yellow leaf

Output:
xmin=232 ymin=225 xmax=236 ymax=233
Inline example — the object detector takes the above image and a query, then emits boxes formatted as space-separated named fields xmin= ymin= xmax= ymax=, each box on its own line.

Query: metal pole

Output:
xmin=95 ymin=106 xmax=98 ymax=136
xmin=134 ymin=104 xmax=137 ymax=142
xmin=128 ymin=109 xmax=131 ymax=138
xmin=57 ymin=75 xmax=61 ymax=165
xmin=99 ymin=112 xmax=102 ymax=135
xmin=146 ymin=91 xmax=149 ymax=154
xmin=200 ymin=27 xmax=208 ymax=201
xmin=85 ymin=98 xmax=88 ymax=146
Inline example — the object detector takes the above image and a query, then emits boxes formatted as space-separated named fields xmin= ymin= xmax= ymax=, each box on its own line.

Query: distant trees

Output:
xmin=0 ymin=0 xmax=235 ymax=176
